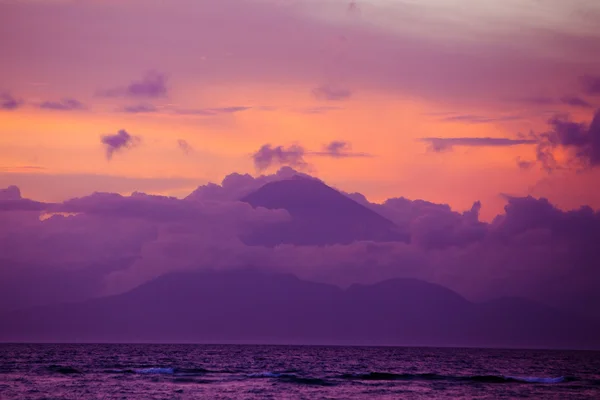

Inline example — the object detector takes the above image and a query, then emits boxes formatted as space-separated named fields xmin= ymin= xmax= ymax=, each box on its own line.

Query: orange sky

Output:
xmin=1 ymin=0 xmax=600 ymax=221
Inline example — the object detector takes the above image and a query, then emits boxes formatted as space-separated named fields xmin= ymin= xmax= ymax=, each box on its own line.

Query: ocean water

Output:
xmin=1 ymin=344 xmax=599 ymax=399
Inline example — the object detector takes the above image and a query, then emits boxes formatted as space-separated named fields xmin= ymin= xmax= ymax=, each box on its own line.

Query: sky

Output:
xmin=1 ymin=0 xmax=600 ymax=331
xmin=1 ymin=0 xmax=599 ymax=219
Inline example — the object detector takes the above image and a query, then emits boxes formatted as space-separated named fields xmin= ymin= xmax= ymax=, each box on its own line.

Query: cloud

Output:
xmin=439 ymin=114 xmax=521 ymax=124
xmin=420 ymin=137 xmax=537 ymax=152
xmin=38 ymin=98 xmax=86 ymax=111
xmin=2 ymin=169 xmax=600 ymax=323
xmin=118 ymin=104 xmax=250 ymax=116
xmin=119 ymin=104 xmax=158 ymax=114
xmin=516 ymin=157 xmax=536 ymax=170
xmin=314 ymin=141 xmax=373 ymax=158
xmin=533 ymin=109 xmax=600 ymax=169
xmin=295 ymin=106 xmax=343 ymax=115
xmin=177 ymin=139 xmax=192 ymax=154
xmin=1 ymin=93 xmax=21 ymax=110
xmin=0 ymin=185 xmax=49 ymax=212
xmin=560 ymin=96 xmax=593 ymax=108
xmin=312 ymin=85 xmax=352 ymax=101
xmin=100 ymin=129 xmax=140 ymax=160
xmin=171 ymin=106 xmax=251 ymax=116
xmin=100 ymin=71 xmax=168 ymax=98
xmin=581 ymin=75 xmax=600 ymax=96
xmin=186 ymin=167 xmax=315 ymax=202
xmin=252 ymin=144 xmax=308 ymax=172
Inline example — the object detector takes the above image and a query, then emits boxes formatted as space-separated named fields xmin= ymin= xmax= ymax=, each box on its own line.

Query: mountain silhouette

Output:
xmin=240 ymin=176 xmax=409 ymax=246
xmin=1 ymin=269 xmax=598 ymax=349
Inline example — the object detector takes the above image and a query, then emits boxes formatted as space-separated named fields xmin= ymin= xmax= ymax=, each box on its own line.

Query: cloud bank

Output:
xmin=1 ymin=167 xmax=599 ymax=325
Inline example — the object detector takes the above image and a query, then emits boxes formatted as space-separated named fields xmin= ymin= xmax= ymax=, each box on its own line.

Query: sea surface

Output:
xmin=1 ymin=344 xmax=600 ymax=399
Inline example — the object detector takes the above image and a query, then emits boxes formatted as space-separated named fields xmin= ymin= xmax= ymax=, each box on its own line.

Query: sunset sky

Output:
xmin=2 ymin=0 xmax=599 ymax=220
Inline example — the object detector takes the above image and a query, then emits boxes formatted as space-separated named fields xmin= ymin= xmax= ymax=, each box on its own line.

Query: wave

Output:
xmin=341 ymin=372 xmax=567 ymax=384
xmin=134 ymin=368 xmax=175 ymax=375
xmin=248 ymin=372 xmax=334 ymax=386
xmin=47 ymin=365 xmax=82 ymax=374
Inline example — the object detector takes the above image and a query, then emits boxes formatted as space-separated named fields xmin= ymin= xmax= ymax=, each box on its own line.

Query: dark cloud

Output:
xmin=581 ymin=75 xmax=600 ymax=96
xmin=1 ymin=93 xmax=22 ymax=110
xmin=312 ymin=85 xmax=352 ymax=101
xmin=119 ymin=104 xmax=158 ymax=114
xmin=534 ymin=110 xmax=600 ymax=169
xmin=100 ymin=129 xmax=140 ymax=160
xmin=439 ymin=114 xmax=520 ymax=124
xmin=420 ymin=137 xmax=537 ymax=152
xmin=560 ymin=96 xmax=593 ymax=108
xmin=177 ymin=139 xmax=192 ymax=154
xmin=38 ymin=98 xmax=86 ymax=111
xmin=100 ymin=71 xmax=168 ymax=98
xmin=314 ymin=141 xmax=373 ymax=158
xmin=252 ymin=144 xmax=308 ymax=172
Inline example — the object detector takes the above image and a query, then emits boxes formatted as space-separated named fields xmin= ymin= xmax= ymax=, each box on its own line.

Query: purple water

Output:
xmin=1 ymin=344 xmax=599 ymax=399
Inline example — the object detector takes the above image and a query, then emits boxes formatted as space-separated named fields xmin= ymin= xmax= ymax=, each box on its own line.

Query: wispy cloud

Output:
xmin=313 ymin=141 xmax=373 ymax=158
xmin=439 ymin=114 xmax=521 ymax=124
xmin=312 ymin=85 xmax=352 ymax=101
xmin=38 ymin=98 xmax=86 ymax=111
xmin=1 ymin=93 xmax=22 ymax=111
xmin=420 ymin=137 xmax=537 ymax=152
xmin=177 ymin=139 xmax=193 ymax=155
xmin=99 ymin=71 xmax=168 ymax=98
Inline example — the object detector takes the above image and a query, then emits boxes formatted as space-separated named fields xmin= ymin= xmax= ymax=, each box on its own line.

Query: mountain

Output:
xmin=1 ymin=269 xmax=598 ymax=349
xmin=240 ymin=176 xmax=409 ymax=246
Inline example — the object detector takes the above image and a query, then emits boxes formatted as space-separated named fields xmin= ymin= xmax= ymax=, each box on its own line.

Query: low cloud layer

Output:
xmin=1 ymin=167 xmax=599 ymax=324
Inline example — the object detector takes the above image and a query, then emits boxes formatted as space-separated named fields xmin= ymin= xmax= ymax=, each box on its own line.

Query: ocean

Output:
xmin=1 ymin=344 xmax=599 ymax=399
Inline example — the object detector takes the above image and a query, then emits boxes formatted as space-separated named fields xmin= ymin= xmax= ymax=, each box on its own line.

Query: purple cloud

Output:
xmin=177 ymin=139 xmax=193 ymax=154
xmin=560 ymin=96 xmax=593 ymax=108
xmin=439 ymin=114 xmax=521 ymax=124
xmin=516 ymin=157 xmax=535 ymax=170
xmin=0 ymin=186 xmax=49 ymax=211
xmin=38 ymin=98 xmax=86 ymax=111
xmin=581 ymin=75 xmax=600 ymax=96
xmin=119 ymin=104 xmax=158 ymax=114
xmin=314 ymin=141 xmax=373 ymax=158
xmin=296 ymin=106 xmax=343 ymax=115
xmin=1 ymin=93 xmax=21 ymax=110
xmin=100 ymin=129 xmax=140 ymax=160
xmin=172 ymin=106 xmax=250 ymax=116
xmin=534 ymin=109 xmax=600 ymax=169
xmin=100 ymin=71 xmax=168 ymax=98
xmin=252 ymin=144 xmax=308 ymax=172
xmin=312 ymin=85 xmax=352 ymax=101
xmin=420 ymin=137 xmax=537 ymax=152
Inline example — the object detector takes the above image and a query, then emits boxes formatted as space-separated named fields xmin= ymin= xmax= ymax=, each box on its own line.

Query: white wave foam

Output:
xmin=506 ymin=376 xmax=564 ymax=384
xmin=135 ymin=368 xmax=175 ymax=375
